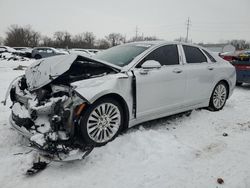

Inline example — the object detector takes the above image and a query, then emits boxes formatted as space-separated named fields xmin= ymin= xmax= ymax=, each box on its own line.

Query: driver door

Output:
xmin=133 ymin=44 xmax=187 ymax=119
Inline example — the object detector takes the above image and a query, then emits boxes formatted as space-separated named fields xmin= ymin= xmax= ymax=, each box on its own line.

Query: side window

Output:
xmin=138 ymin=45 xmax=179 ymax=67
xmin=183 ymin=45 xmax=207 ymax=63
xmin=202 ymin=49 xmax=216 ymax=62
xmin=47 ymin=49 xmax=53 ymax=53
xmin=38 ymin=48 xmax=45 ymax=53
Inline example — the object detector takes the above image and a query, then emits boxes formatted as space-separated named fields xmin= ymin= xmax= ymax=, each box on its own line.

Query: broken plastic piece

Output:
xmin=26 ymin=161 xmax=48 ymax=176
xmin=217 ymin=178 xmax=224 ymax=184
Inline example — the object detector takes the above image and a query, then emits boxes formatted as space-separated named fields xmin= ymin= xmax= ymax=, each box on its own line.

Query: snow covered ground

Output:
xmin=0 ymin=59 xmax=250 ymax=188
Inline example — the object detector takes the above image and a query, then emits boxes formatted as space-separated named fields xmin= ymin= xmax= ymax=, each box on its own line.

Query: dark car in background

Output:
xmin=231 ymin=52 xmax=250 ymax=86
xmin=220 ymin=49 xmax=250 ymax=86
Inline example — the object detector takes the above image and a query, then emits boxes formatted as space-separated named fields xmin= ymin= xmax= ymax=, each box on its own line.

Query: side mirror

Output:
xmin=141 ymin=60 xmax=161 ymax=69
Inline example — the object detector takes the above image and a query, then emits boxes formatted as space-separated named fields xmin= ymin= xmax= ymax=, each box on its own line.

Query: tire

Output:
xmin=80 ymin=98 xmax=124 ymax=146
xmin=208 ymin=82 xmax=228 ymax=111
xmin=236 ymin=82 xmax=243 ymax=86
xmin=34 ymin=54 xmax=42 ymax=59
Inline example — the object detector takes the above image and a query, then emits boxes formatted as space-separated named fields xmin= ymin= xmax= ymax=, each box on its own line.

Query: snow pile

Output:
xmin=0 ymin=52 xmax=30 ymax=61
xmin=30 ymin=133 xmax=46 ymax=146
xmin=12 ymin=103 xmax=30 ymax=118
xmin=0 ymin=58 xmax=250 ymax=187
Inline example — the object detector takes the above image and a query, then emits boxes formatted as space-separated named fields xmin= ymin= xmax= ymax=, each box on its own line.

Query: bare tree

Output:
xmin=53 ymin=31 xmax=72 ymax=48
xmin=72 ymin=34 xmax=85 ymax=48
xmin=69 ymin=32 xmax=96 ymax=48
xmin=143 ymin=36 xmax=158 ymax=41
xmin=229 ymin=39 xmax=250 ymax=50
xmin=0 ymin=36 xmax=3 ymax=45
xmin=105 ymin=33 xmax=125 ymax=47
xmin=96 ymin=39 xmax=110 ymax=49
xmin=83 ymin=32 xmax=96 ymax=48
xmin=41 ymin=36 xmax=54 ymax=47
xmin=129 ymin=35 xmax=158 ymax=42
xmin=4 ymin=25 xmax=40 ymax=47
xmin=174 ymin=36 xmax=189 ymax=43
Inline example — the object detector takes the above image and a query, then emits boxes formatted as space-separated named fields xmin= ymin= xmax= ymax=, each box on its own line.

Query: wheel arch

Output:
xmin=207 ymin=79 xmax=230 ymax=111
xmin=210 ymin=79 xmax=230 ymax=100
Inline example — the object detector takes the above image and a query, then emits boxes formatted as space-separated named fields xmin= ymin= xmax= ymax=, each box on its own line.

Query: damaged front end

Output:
xmin=10 ymin=77 xmax=92 ymax=160
xmin=6 ymin=54 xmax=120 ymax=161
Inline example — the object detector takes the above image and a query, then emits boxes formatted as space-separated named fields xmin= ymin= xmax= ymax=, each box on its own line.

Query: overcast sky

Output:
xmin=0 ymin=0 xmax=249 ymax=43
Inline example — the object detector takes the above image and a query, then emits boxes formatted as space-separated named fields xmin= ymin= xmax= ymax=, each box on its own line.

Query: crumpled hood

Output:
xmin=25 ymin=54 xmax=121 ymax=91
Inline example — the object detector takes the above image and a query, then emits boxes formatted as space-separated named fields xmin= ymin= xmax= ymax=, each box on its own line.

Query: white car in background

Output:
xmin=0 ymin=46 xmax=30 ymax=60
xmin=31 ymin=47 xmax=69 ymax=59
xmin=69 ymin=48 xmax=100 ymax=57
xmin=0 ymin=46 xmax=16 ymax=53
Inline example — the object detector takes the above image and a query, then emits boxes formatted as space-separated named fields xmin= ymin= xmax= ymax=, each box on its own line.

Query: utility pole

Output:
xmin=186 ymin=17 xmax=191 ymax=43
xmin=135 ymin=26 xmax=139 ymax=41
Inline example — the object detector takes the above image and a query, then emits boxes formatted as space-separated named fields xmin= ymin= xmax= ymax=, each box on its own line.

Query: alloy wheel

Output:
xmin=212 ymin=84 xmax=227 ymax=109
xmin=86 ymin=103 xmax=121 ymax=143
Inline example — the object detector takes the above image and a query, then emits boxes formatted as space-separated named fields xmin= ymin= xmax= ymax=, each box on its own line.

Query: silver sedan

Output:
xmin=6 ymin=41 xmax=236 ymax=158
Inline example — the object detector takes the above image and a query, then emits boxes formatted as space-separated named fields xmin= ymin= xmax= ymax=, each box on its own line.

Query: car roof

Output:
xmin=119 ymin=41 xmax=215 ymax=72
xmin=13 ymin=47 xmax=31 ymax=49
xmin=123 ymin=40 xmax=205 ymax=49
xmin=33 ymin=47 xmax=57 ymax=50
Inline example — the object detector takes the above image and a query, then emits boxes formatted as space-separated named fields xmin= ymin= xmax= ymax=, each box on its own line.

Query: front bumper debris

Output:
xmin=8 ymin=76 xmax=94 ymax=161
xmin=9 ymin=114 xmax=94 ymax=161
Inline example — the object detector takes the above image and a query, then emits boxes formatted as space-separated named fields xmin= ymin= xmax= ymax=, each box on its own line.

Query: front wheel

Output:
xmin=208 ymin=82 xmax=228 ymax=111
xmin=80 ymin=98 xmax=124 ymax=146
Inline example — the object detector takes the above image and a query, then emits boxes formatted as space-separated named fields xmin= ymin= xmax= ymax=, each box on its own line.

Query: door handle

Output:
xmin=173 ymin=68 xmax=183 ymax=73
xmin=139 ymin=69 xmax=150 ymax=75
xmin=207 ymin=66 xmax=214 ymax=70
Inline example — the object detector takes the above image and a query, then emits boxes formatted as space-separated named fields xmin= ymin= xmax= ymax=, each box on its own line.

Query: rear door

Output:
xmin=133 ymin=44 xmax=187 ymax=118
xmin=181 ymin=45 xmax=216 ymax=105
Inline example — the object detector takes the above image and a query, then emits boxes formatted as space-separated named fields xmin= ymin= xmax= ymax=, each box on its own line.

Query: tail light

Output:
xmin=222 ymin=56 xmax=234 ymax=62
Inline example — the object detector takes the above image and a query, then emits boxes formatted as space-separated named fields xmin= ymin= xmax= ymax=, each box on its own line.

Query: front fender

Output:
xmin=73 ymin=73 xmax=132 ymax=104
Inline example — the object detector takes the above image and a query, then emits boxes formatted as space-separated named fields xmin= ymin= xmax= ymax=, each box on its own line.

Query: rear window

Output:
xmin=183 ymin=45 xmax=207 ymax=63
xmin=202 ymin=49 xmax=216 ymax=62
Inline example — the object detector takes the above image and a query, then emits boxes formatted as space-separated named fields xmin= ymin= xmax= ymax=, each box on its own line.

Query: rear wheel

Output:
xmin=80 ymin=98 xmax=124 ymax=146
xmin=208 ymin=82 xmax=228 ymax=111
xmin=34 ymin=54 xmax=42 ymax=59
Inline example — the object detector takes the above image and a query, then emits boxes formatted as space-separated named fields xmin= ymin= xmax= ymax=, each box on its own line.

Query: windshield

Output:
xmin=95 ymin=44 xmax=149 ymax=67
